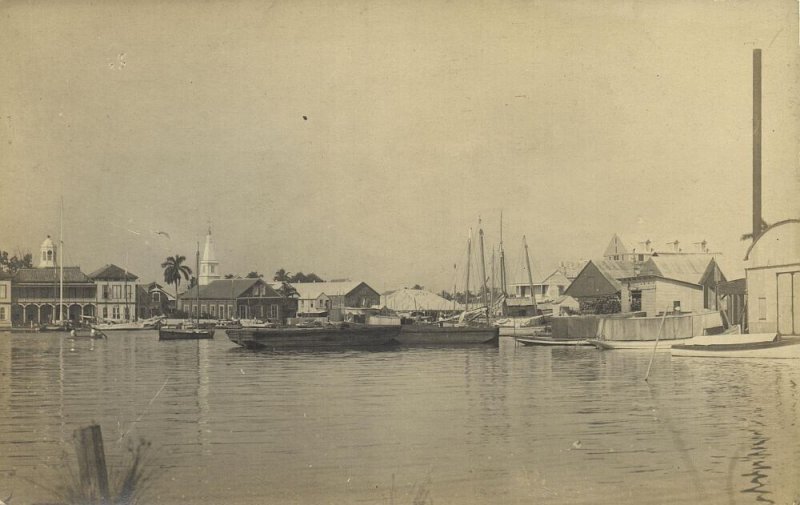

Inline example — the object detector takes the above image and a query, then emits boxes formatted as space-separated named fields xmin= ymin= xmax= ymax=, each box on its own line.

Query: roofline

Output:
xmin=620 ymin=274 xmax=702 ymax=289
xmin=744 ymin=218 xmax=800 ymax=260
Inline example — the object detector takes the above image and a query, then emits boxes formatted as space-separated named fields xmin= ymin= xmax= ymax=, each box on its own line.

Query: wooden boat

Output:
xmin=516 ymin=336 xmax=592 ymax=347
xmin=159 ymin=326 xmax=215 ymax=340
xmin=395 ymin=324 xmax=499 ymax=345
xmin=225 ymin=323 xmax=401 ymax=350
xmin=590 ymin=332 xmax=776 ymax=351
xmin=671 ymin=334 xmax=800 ymax=359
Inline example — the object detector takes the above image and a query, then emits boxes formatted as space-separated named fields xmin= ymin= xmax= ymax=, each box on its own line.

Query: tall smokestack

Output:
xmin=753 ymin=48 xmax=762 ymax=242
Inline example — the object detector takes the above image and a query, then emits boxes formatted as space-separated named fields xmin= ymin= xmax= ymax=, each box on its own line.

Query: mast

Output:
xmin=452 ymin=263 xmax=457 ymax=313
xmin=465 ymin=228 xmax=472 ymax=312
xmin=490 ymin=248 xmax=496 ymax=318
xmin=499 ymin=211 xmax=507 ymax=297
xmin=196 ymin=242 xmax=200 ymax=325
xmin=478 ymin=220 xmax=488 ymax=310
xmin=59 ymin=198 xmax=64 ymax=325
xmin=523 ymin=235 xmax=538 ymax=316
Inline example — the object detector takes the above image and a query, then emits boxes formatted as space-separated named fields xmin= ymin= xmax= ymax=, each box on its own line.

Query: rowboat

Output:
xmin=159 ymin=326 xmax=215 ymax=340
xmin=671 ymin=334 xmax=800 ymax=359
xmin=516 ymin=336 xmax=592 ymax=347
xmin=590 ymin=332 xmax=777 ymax=351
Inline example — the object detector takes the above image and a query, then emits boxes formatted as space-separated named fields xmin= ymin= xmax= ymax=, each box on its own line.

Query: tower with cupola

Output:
xmin=199 ymin=225 xmax=221 ymax=286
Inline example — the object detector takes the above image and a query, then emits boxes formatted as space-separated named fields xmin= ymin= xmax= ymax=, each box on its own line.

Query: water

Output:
xmin=0 ymin=331 xmax=798 ymax=505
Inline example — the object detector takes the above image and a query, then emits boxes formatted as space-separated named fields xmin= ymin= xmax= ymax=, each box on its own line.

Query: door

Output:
xmin=776 ymin=272 xmax=798 ymax=336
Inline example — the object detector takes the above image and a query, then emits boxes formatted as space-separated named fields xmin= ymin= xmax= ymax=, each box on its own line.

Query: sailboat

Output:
xmin=159 ymin=242 xmax=214 ymax=340
xmin=394 ymin=222 xmax=499 ymax=346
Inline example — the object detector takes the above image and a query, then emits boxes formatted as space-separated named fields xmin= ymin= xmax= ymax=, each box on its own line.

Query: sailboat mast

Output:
xmin=196 ymin=242 xmax=200 ymax=325
xmin=59 ymin=198 xmax=64 ymax=324
xmin=490 ymin=248 xmax=495 ymax=318
xmin=499 ymin=211 xmax=507 ymax=296
xmin=478 ymin=221 xmax=488 ymax=310
xmin=465 ymin=228 xmax=472 ymax=312
xmin=523 ymin=235 xmax=538 ymax=316
xmin=452 ymin=263 xmax=457 ymax=313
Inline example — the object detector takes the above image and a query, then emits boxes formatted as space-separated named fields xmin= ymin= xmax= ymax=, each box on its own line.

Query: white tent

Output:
xmin=380 ymin=288 xmax=462 ymax=312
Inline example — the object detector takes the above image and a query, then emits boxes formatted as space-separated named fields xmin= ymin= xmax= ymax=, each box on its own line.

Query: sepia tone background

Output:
xmin=1 ymin=0 xmax=798 ymax=290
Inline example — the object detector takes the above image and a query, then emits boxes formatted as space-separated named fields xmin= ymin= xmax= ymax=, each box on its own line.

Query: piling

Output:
xmin=73 ymin=424 xmax=110 ymax=505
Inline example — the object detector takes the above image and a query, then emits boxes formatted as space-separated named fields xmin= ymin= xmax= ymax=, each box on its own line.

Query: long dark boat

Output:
xmin=225 ymin=323 xmax=401 ymax=350
xmin=159 ymin=326 xmax=215 ymax=340
xmin=395 ymin=324 xmax=499 ymax=345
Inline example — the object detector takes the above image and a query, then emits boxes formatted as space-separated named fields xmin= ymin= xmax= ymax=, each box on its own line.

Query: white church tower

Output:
xmin=199 ymin=225 xmax=221 ymax=286
xmin=38 ymin=235 xmax=57 ymax=268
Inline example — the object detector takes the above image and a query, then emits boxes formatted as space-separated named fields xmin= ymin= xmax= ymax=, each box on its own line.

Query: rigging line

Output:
xmin=116 ymin=378 xmax=169 ymax=444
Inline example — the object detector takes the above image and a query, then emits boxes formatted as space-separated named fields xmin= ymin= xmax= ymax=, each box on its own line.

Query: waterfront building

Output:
xmin=89 ymin=264 xmax=138 ymax=322
xmin=11 ymin=267 xmax=97 ymax=325
xmin=564 ymin=260 xmax=635 ymax=313
xmin=136 ymin=282 xmax=175 ymax=319
xmin=292 ymin=283 xmax=333 ymax=317
xmin=380 ymin=288 xmax=462 ymax=314
xmin=744 ymin=219 xmax=800 ymax=335
xmin=198 ymin=227 xmax=221 ymax=286
xmin=619 ymin=255 xmax=726 ymax=316
xmin=180 ymin=278 xmax=285 ymax=321
xmin=290 ymin=281 xmax=380 ymax=321
xmin=603 ymin=234 xmax=721 ymax=266
xmin=0 ymin=272 xmax=11 ymax=329
xmin=509 ymin=268 xmax=572 ymax=302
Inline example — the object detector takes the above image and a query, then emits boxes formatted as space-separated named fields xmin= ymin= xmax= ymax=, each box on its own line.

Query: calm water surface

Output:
xmin=0 ymin=331 xmax=798 ymax=505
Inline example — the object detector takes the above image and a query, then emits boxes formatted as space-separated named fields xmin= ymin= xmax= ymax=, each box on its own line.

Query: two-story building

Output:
xmin=180 ymin=278 xmax=286 ymax=321
xmin=0 ymin=272 xmax=11 ymax=329
xmin=89 ymin=264 xmax=138 ymax=322
xmin=136 ymin=282 xmax=175 ymax=319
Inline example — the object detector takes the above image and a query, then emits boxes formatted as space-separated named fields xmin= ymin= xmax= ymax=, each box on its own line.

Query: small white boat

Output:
xmin=516 ymin=336 xmax=592 ymax=347
xmin=94 ymin=316 xmax=165 ymax=331
xmin=671 ymin=334 xmax=800 ymax=359
xmin=590 ymin=332 xmax=776 ymax=351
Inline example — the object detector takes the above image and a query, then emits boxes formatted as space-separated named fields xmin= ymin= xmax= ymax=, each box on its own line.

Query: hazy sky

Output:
xmin=1 ymin=0 xmax=798 ymax=292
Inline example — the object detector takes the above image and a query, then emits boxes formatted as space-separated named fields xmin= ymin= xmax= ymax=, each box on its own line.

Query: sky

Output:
xmin=1 ymin=0 xmax=798 ymax=293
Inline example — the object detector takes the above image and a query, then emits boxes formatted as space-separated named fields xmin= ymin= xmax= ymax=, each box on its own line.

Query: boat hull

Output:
xmin=671 ymin=335 xmax=800 ymax=359
xmin=516 ymin=337 xmax=592 ymax=347
xmin=394 ymin=325 xmax=499 ymax=346
xmin=159 ymin=328 xmax=215 ymax=340
xmin=225 ymin=325 xmax=402 ymax=349
xmin=590 ymin=333 xmax=777 ymax=350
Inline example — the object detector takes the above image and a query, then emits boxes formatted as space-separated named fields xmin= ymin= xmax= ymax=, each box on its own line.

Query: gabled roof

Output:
xmin=540 ymin=269 xmax=571 ymax=286
xmin=638 ymin=255 xmax=716 ymax=285
xmin=380 ymin=288 xmax=462 ymax=312
xmin=13 ymin=267 xmax=93 ymax=283
xmin=291 ymin=281 xmax=364 ymax=300
xmin=593 ymin=260 xmax=636 ymax=288
xmin=89 ymin=264 xmax=138 ymax=281
xmin=180 ymin=278 xmax=281 ymax=300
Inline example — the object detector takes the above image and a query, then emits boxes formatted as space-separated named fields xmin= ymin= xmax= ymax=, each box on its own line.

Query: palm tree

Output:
xmin=161 ymin=255 xmax=193 ymax=306
xmin=274 ymin=268 xmax=292 ymax=282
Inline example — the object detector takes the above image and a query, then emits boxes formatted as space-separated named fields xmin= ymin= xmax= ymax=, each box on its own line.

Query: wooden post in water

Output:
xmin=644 ymin=307 xmax=671 ymax=382
xmin=73 ymin=424 xmax=110 ymax=504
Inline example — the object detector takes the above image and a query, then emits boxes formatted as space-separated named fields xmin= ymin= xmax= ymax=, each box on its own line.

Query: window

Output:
xmin=201 ymin=304 xmax=207 ymax=315
xmin=210 ymin=265 xmax=215 ymax=273
xmin=0 ymin=307 xmax=5 ymax=320
xmin=758 ymin=297 xmax=767 ymax=320
xmin=637 ymin=254 xmax=645 ymax=262
xmin=270 ymin=304 xmax=279 ymax=318
xmin=219 ymin=305 xmax=224 ymax=317
xmin=124 ymin=307 xmax=130 ymax=320
xmin=102 ymin=286 xmax=110 ymax=299
xmin=151 ymin=292 xmax=160 ymax=302
xmin=112 ymin=306 xmax=120 ymax=319
xmin=210 ymin=305 xmax=216 ymax=317
xmin=227 ymin=305 xmax=233 ymax=318
xmin=125 ymin=285 xmax=132 ymax=300
xmin=0 ymin=285 xmax=6 ymax=299
xmin=673 ymin=300 xmax=681 ymax=312
xmin=113 ymin=285 xmax=122 ymax=299
xmin=103 ymin=307 xmax=108 ymax=318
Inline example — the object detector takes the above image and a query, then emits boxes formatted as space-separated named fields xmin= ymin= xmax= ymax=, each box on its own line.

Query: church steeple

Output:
xmin=199 ymin=224 xmax=220 ymax=286
xmin=38 ymin=235 xmax=57 ymax=268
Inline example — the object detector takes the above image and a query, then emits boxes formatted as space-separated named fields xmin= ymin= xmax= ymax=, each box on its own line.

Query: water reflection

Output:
xmin=0 ymin=333 xmax=798 ymax=504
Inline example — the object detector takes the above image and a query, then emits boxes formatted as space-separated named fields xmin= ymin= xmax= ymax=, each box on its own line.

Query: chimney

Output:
xmin=753 ymin=48 xmax=762 ymax=242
